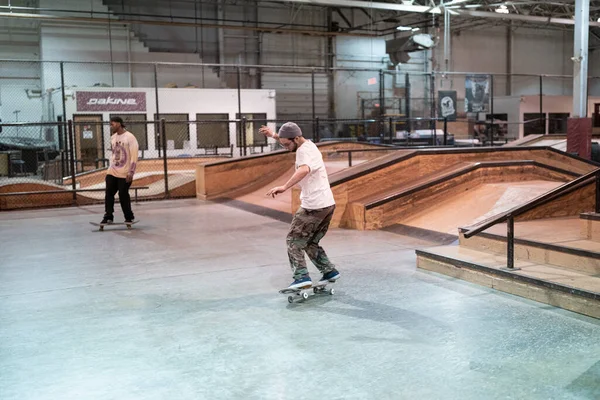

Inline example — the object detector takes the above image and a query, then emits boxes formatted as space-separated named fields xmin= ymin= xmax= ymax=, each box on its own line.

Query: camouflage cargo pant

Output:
xmin=287 ymin=205 xmax=336 ymax=280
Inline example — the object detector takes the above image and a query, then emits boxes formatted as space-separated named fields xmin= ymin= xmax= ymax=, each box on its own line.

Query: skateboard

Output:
xmin=90 ymin=221 xmax=139 ymax=231
xmin=279 ymin=281 xmax=335 ymax=303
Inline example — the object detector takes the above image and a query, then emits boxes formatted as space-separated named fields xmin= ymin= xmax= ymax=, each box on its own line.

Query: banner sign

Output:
xmin=77 ymin=91 xmax=146 ymax=112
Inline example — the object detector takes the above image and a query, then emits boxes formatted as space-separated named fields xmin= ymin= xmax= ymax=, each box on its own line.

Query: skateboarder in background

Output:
xmin=259 ymin=122 xmax=340 ymax=289
xmin=101 ymin=116 xmax=139 ymax=224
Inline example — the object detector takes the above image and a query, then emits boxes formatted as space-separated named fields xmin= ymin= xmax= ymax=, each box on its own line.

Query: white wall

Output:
xmin=62 ymin=87 xmax=276 ymax=157
xmin=335 ymin=36 xmax=430 ymax=119
xmin=435 ymin=26 xmax=575 ymax=101
xmin=0 ymin=17 xmax=43 ymax=124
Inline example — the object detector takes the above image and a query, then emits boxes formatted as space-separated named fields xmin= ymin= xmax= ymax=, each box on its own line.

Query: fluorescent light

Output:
xmin=412 ymin=27 xmax=420 ymax=31
xmin=396 ymin=26 xmax=413 ymax=31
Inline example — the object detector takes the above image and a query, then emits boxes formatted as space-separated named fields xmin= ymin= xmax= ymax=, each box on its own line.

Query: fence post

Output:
xmin=315 ymin=117 xmax=320 ymax=142
xmin=160 ymin=118 xmax=169 ymax=198
xmin=312 ymin=69 xmax=316 ymax=140
xmin=539 ymin=75 xmax=545 ymax=134
xmin=237 ymin=66 xmax=243 ymax=155
xmin=405 ymin=73 xmax=411 ymax=133
xmin=490 ymin=74 xmax=494 ymax=147
xmin=242 ymin=116 xmax=248 ymax=156
xmin=443 ymin=117 xmax=448 ymax=145
xmin=154 ymin=64 xmax=161 ymax=158
xmin=388 ymin=117 xmax=393 ymax=144
xmin=379 ymin=69 xmax=385 ymax=115
xmin=507 ymin=216 xmax=514 ymax=269
xmin=67 ymin=120 xmax=77 ymax=202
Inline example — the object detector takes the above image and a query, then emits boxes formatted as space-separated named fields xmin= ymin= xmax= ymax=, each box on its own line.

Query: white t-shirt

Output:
xmin=295 ymin=140 xmax=335 ymax=209
xmin=107 ymin=131 xmax=139 ymax=179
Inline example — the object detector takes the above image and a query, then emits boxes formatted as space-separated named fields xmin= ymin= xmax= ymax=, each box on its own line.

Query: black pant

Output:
xmin=104 ymin=174 xmax=134 ymax=220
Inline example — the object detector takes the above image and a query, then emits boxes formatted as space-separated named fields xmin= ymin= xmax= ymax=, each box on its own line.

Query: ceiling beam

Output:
xmin=266 ymin=0 xmax=600 ymax=28
xmin=333 ymin=7 xmax=353 ymax=27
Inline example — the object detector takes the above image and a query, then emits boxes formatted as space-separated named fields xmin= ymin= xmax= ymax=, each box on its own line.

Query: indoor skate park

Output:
xmin=2 ymin=0 xmax=600 ymax=399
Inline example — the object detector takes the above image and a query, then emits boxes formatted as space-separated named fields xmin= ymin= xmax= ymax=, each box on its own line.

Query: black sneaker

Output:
xmin=319 ymin=269 xmax=340 ymax=284
xmin=125 ymin=218 xmax=134 ymax=224
xmin=100 ymin=217 xmax=113 ymax=224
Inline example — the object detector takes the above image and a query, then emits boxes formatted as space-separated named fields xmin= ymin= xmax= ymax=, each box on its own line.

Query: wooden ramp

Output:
xmin=291 ymin=146 xmax=597 ymax=230
xmin=195 ymin=141 xmax=389 ymax=214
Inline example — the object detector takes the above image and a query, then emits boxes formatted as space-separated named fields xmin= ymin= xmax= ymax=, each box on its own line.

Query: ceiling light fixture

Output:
xmin=495 ymin=4 xmax=509 ymax=14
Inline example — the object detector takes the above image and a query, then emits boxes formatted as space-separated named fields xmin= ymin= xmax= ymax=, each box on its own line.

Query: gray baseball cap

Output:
xmin=278 ymin=122 xmax=302 ymax=139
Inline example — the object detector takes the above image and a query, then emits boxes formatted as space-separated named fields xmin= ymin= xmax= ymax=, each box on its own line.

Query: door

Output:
xmin=594 ymin=104 xmax=600 ymax=128
xmin=73 ymin=114 xmax=103 ymax=171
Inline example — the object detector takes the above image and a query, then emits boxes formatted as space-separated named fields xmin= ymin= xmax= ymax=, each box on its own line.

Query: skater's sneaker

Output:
xmin=125 ymin=218 xmax=134 ymax=224
xmin=288 ymin=276 xmax=312 ymax=289
xmin=100 ymin=216 xmax=113 ymax=224
xmin=319 ymin=269 xmax=340 ymax=284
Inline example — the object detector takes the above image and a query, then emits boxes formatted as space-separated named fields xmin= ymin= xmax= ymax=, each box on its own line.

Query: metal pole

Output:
xmin=242 ymin=116 xmax=247 ymax=155
xmin=380 ymin=69 xmax=385 ymax=115
xmin=405 ymin=73 xmax=411 ymax=133
xmin=507 ymin=216 xmax=515 ymax=270
xmin=108 ymin=15 xmax=115 ymax=87
xmin=237 ymin=66 xmax=244 ymax=156
xmin=60 ymin=62 xmax=67 ymax=135
xmin=490 ymin=74 xmax=494 ymax=146
xmin=161 ymin=118 xmax=169 ymax=198
xmin=573 ymin=0 xmax=590 ymax=118
xmin=540 ymin=75 xmax=545 ymax=134
xmin=348 ymin=151 xmax=353 ymax=167
xmin=389 ymin=117 xmax=393 ymax=144
xmin=444 ymin=9 xmax=451 ymax=73
xmin=430 ymin=74 xmax=436 ymax=131
xmin=154 ymin=64 xmax=161 ymax=157
xmin=311 ymin=69 xmax=316 ymax=140
xmin=315 ymin=117 xmax=320 ymax=142
xmin=60 ymin=62 xmax=67 ymax=178
xmin=67 ymin=119 xmax=77 ymax=202
xmin=444 ymin=118 xmax=448 ymax=145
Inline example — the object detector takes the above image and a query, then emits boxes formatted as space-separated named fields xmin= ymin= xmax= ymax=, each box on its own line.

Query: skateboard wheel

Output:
xmin=302 ymin=292 xmax=309 ymax=300
xmin=313 ymin=287 xmax=318 ymax=294
xmin=99 ymin=227 xmax=104 ymax=231
xmin=288 ymin=296 xmax=294 ymax=303
xmin=329 ymin=288 xmax=335 ymax=295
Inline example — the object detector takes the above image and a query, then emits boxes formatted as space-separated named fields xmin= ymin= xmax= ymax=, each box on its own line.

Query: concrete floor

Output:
xmin=1 ymin=200 xmax=600 ymax=400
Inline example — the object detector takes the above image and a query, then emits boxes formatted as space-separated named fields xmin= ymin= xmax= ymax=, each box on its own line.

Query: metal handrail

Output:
xmin=462 ymin=167 xmax=600 ymax=270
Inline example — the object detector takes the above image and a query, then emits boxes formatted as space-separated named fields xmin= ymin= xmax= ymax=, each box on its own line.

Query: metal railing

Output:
xmin=463 ymin=167 xmax=600 ymax=270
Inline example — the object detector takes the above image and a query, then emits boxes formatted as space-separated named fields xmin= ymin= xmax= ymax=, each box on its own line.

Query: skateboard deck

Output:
xmin=90 ymin=221 xmax=139 ymax=231
xmin=279 ymin=281 xmax=335 ymax=303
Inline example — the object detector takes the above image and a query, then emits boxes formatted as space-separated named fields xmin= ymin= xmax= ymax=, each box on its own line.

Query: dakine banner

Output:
xmin=76 ymin=91 xmax=147 ymax=112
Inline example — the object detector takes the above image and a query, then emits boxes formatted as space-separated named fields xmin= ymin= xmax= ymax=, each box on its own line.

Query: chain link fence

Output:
xmin=2 ymin=59 xmax=596 ymax=209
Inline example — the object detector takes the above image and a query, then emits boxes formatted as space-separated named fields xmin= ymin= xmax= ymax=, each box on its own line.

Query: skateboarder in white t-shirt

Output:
xmin=260 ymin=122 xmax=340 ymax=289
xmin=101 ymin=116 xmax=139 ymax=224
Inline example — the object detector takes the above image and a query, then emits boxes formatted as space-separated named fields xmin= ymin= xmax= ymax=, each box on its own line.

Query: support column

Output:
xmin=567 ymin=0 xmax=592 ymax=159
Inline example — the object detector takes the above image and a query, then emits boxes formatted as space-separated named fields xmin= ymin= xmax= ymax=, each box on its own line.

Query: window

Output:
xmin=548 ymin=113 xmax=569 ymax=134
xmin=196 ymin=114 xmax=230 ymax=148
xmin=110 ymin=114 xmax=148 ymax=150
xmin=154 ymin=114 xmax=190 ymax=150
xmin=523 ymin=113 xmax=546 ymax=136
xmin=236 ymin=113 xmax=268 ymax=146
